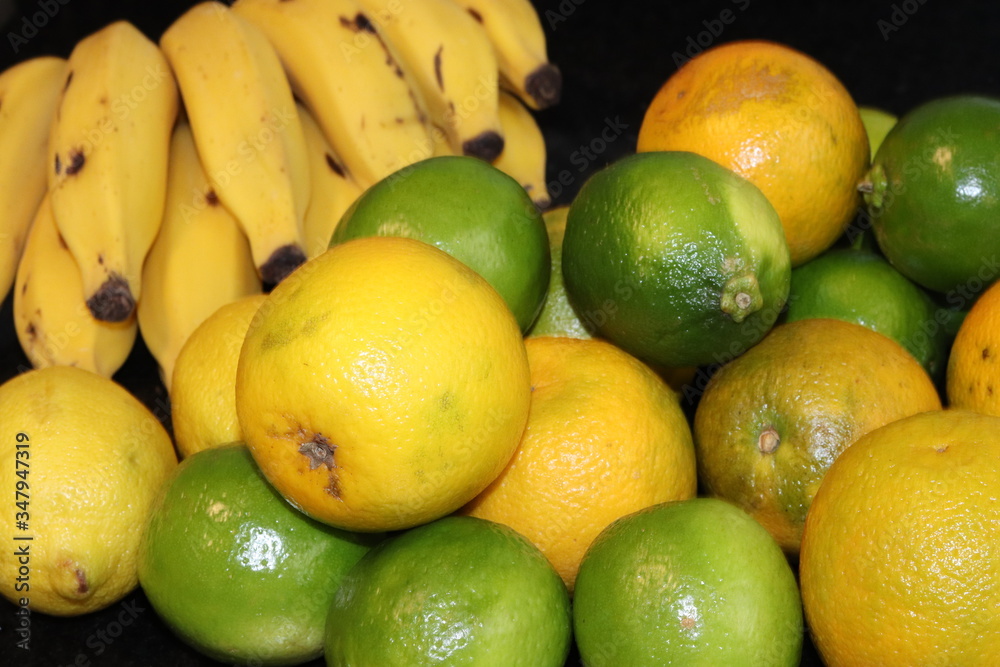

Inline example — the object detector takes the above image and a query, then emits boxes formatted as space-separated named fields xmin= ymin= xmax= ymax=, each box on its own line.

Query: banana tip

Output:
xmin=526 ymin=64 xmax=562 ymax=109
xmin=463 ymin=131 xmax=505 ymax=163
xmin=86 ymin=275 xmax=135 ymax=323
xmin=260 ymin=244 xmax=307 ymax=288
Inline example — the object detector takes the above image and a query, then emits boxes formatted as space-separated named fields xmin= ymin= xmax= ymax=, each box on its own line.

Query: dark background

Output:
xmin=1 ymin=0 xmax=998 ymax=665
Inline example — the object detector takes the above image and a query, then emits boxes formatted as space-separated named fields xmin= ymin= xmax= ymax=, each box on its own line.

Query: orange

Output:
xmin=637 ymin=39 xmax=869 ymax=266
xmin=800 ymin=409 xmax=1000 ymax=666
xmin=947 ymin=278 xmax=1000 ymax=415
xmin=235 ymin=237 xmax=531 ymax=533
xmin=462 ymin=336 xmax=697 ymax=591
xmin=693 ymin=318 xmax=941 ymax=554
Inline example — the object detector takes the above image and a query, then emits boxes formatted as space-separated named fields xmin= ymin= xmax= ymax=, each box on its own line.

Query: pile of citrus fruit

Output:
xmin=3 ymin=36 xmax=1000 ymax=667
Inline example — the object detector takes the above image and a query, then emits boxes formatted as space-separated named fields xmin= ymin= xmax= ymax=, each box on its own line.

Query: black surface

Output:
xmin=1 ymin=0 xmax=998 ymax=665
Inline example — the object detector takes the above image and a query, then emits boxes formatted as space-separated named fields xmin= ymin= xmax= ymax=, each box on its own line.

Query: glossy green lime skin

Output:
xmin=573 ymin=498 xmax=803 ymax=667
xmin=324 ymin=515 xmax=572 ymax=667
xmin=865 ymin=95 xmax=1000 ymax=294
xmin=331 ymin=155 xmax=550 ymax=332
xmin=138 ymin=443 xmax=380 ymax=666
xmin=785 ymin=247 xmax=947 ymax=379
xmin=561 ymin=151 xmax=791 ymax=368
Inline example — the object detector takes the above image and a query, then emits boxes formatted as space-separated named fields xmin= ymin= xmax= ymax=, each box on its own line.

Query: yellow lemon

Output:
xmin=235 ymin=237 xmax=531 ymax=532
xmin=170 ymin=293 xmax=268 ymax=458
xmin=0 ymin=366 xmax=177 ymax=615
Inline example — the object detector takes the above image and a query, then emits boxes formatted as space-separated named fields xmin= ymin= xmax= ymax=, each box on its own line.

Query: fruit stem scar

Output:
xmin=298 ymin=434 xmax=336 ymax=471
xmin=758 ymin=426 xmax=780 ymax=454
xmin=735 ymin=291 xmax=752 ymax=310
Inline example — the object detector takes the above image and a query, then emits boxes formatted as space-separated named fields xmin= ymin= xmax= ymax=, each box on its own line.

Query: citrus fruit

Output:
xmin=637 ymin=39 xmax=869 ymax=266
xmin=139 ymin=442 xmax=378 ymax=666
xmin=784 ymin=245 xmax=948 ymax=379
xmin=0 ymin=366 xmax=177 ymax=615
xmin=235 ymin=236 xmax=531 ymax=532
xmin=573 ymin=497 xmax=803 ymax=667
xmin=170 ymin=293 xmax=268 ymax=458
xmin=858 ymin=105 xmax=898 ymax=160
xmin=526 ymin=205 xmax=592 ymax=339
xmin=693 ymin=318 xmax=942 ymax=554
xmin=561 ymin=151 xmax=791 ymax=369
xmin=861 ymin=94 xmax=1000 ymax=294
xmin=324 ymin=515 xmax=572 ymax=667
xmin=331 ymin=155 xmax=550 ymax=331
xmin=947 ymin=278 xmax=1000 ymax=415
xmin=800 ymin=409 xmax=1000 ymax=666
xmin=462 ymin=336 xmax=697 ymax=591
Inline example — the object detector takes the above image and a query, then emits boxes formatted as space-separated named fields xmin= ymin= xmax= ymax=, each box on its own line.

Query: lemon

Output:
xmin=526 ymin=205 xmax=593 ymax=339
xmin=0 ymin=366 xmax=177 ymax=615
xmin=235 ymin=237 xmax=531 ymax=532
xmin=170 ymin=293 xmax=268 ymax=458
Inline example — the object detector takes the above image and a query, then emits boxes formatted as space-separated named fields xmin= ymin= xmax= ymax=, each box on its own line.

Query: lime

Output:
xmin=858 ymin=106 xmax=898 ymax=161
xmin=561 ymin=151 xmax=791 ymax=368
xmin=331 ymin=155 xmax=550 ymax=332
xmin=784 ymin=245 xmax=948 ymax=380
xmin=573 ymin=497 xmax=803 ymax=666
xmin=526 ymin=205 xmax=592 ymax=339
xmin=862 ymin=95 xmax=1000 ymax=294
xmin=138 ymin=443 xmax=380 ymax=666
xmin=324 ymin=515 xmax=572 ymax=666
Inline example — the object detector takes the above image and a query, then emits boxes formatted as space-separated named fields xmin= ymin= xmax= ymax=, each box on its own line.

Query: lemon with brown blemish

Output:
xmin=0 ymin=365 xmax=177 ymax=615
xmin=234 ymin=236 xmax=531 ymax=533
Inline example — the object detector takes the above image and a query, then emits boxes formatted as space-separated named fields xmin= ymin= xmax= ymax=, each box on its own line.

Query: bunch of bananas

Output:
xmin=0 ymin=0 xmax=558 ymax=387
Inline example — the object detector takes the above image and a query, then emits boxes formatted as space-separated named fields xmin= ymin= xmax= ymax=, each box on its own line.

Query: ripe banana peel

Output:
xmin=0 ymin=56 xmax=66 ymax=306
xmin=48 ymin=20 xmax=178 ymax=323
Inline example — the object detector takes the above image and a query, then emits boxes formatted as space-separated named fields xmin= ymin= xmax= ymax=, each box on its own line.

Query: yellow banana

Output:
xmin=232 ymin=0 xmax=437 ymax=189
xmin=137 ymin=121 xmax=263 ymax=391
xmin=160 ymin=1 xmax=310 ymax=287
xmin=355 ymin=0 xmax=504 ymax=161
xmin=14 ymin=194 xmax=137 ymax=377
xmin=48 ymin=20 xmax=179 ymax=322
xmin=493 ymin=89 xmax=551 ymax=209
xmin=298 ymin=103 xmax=366 ymax=259
xmin=0 ymin=56 xmax=66 ymax=304
xmin=448 ymin=0 xmax=561 ymax=110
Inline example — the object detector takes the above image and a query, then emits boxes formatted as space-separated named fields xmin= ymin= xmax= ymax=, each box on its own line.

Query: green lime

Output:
xmin=862 ymin=95 xmax=1000 ymax=294
xmin=858 ymin=106 xmax=898 ymax=161
xmin=573 ymin=497 xmax=803 ymax=666
xmin=324 ymin=515 xmax=572 ymax=666
xmin=784 ymin=245 xmax=948 ymax=380
xmin=331 ymin=155 xmax=550 ymax=332
xmin=526 ymin=205 xmax=593 ymax=339
xmin=561 ymin=151 xmax=791 ymax=368
xmin=138 ymin=443 xmax=381 ymax=666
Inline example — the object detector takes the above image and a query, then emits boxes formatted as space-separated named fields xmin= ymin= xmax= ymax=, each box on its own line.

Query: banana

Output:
xmin=14 ymin=194 xmax=138 ymax=377
xmin=137 ymin=121 xmax=263 ymax=391
xmin=298 ymin=103 xmax=366 ymax=259
xmin=447 ymin=0 xmax=561 ymax=110
xmin=354 ymin=0 xmax=504 ymax=161
xmin=0 ymin=56 xmax=66 ymax=305
xmin=493 ymin=89 xmax=551 ymax=209
xmin=160 ymin=2 xmax=310 ymax=288
xmin=48 ymin=20 xmax=179 ymax=323
xmin=232 ymin=0 xmax=437 ymax=189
